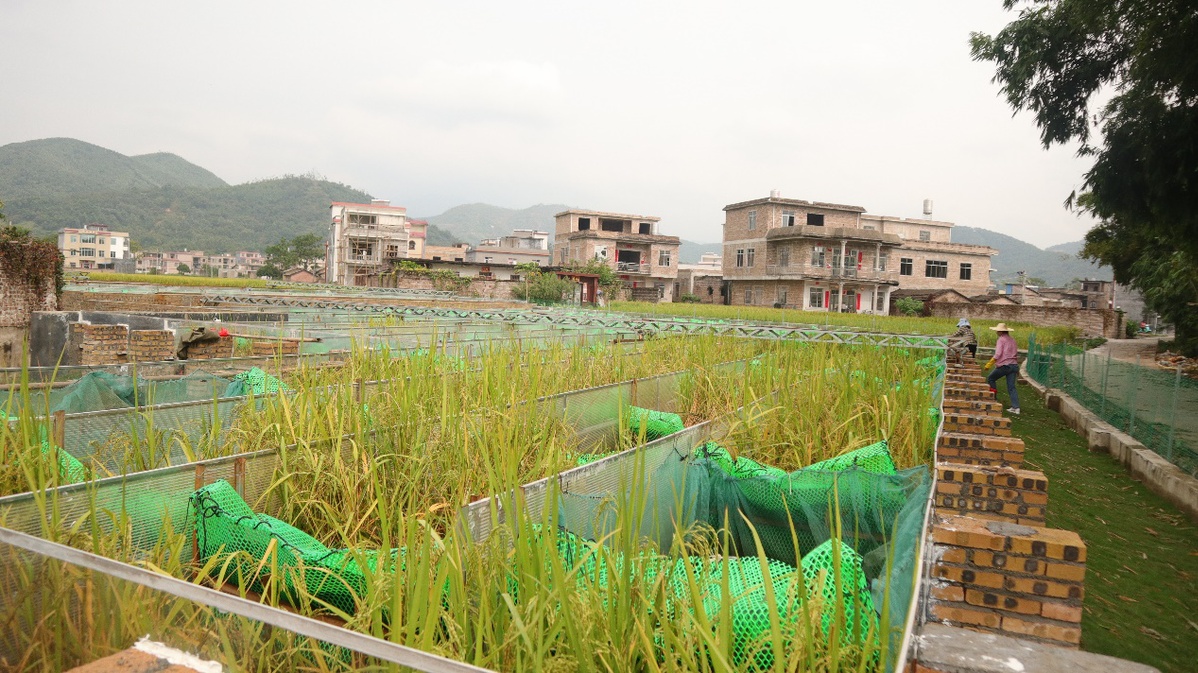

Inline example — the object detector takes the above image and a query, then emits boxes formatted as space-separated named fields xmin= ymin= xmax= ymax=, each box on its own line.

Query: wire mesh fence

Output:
xmin=1026 ymin=337 xmax=1198 ymax=476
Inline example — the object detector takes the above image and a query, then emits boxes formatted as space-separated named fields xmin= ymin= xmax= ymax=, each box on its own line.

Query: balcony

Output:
xmin=763 ymin=263 xmax=898 ymax=284
xmin=616 ymin=261 xmax=650 ymax=274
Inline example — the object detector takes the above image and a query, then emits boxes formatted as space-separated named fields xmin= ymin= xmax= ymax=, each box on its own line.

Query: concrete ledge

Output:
xmin=1021 ymin=365 xmax=1198 ymax=523
xmin=916 ymin=622 xmax=1158 ymax=673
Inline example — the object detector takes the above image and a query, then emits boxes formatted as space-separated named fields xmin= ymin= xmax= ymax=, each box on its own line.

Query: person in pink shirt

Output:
xmin=985 ymin=323 xmax=1020 ymax=415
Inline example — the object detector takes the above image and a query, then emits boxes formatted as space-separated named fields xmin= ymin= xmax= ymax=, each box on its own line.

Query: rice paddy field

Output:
xmin=0 ymin=304 xmax=949 ymax=673
xmin=607 ymin=301 xmax=1080 ymax=350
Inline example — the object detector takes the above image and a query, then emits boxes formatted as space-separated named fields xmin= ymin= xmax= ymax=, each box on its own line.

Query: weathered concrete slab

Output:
xmin=917 ymin=622 xmax=1158 ymax=673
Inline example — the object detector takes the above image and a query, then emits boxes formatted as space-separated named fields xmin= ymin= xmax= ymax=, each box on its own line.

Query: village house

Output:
xmin=722 ymin=193 xmax=902 ymax=312
xmin=553 ymin=209 xmax=680 ymax=302
xmin=722 ymin=193 xmax=997 ymax=313
xmin=57 ymin=224 xmax=130 ymax=271
xmin=470 ymin=229 xmax=551 ymax=266
xmin=327 ymin=200 xmax=426 ymax=286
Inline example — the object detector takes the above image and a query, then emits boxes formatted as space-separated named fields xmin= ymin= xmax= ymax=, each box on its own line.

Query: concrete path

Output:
xmin=1085 ymin=337 xmax=1161 ymax=365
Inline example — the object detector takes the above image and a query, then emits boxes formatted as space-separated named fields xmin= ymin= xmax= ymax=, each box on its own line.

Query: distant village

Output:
xmin=57 ymin=191 xmax=1130 ymax=330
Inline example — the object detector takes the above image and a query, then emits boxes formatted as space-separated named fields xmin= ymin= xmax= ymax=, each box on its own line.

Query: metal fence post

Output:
xmin=1128 ymin=355 xmax=1140 ymax=436
xmin=1167 ymin=365 xmax=1181 ymax=462
xmin=1080 ymin=347 xmax=1087 ymax=399
xmin=1100 ymin=349 xmax=1111 ymax=417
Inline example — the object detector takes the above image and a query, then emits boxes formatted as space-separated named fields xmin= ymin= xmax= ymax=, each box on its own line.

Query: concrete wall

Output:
xmin=928 ymin=300 xmax=1122 ymax=338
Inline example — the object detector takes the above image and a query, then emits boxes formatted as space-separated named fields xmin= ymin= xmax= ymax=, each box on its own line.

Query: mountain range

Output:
xmin=0 ymin=138 xmax=1111 ymax=282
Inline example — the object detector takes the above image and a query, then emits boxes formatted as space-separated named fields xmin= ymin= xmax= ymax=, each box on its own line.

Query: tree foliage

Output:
xmin=265 ymin=233 xmax=324 ymax=271
xmin=971 ymin=0 xmax=1198 ymax=352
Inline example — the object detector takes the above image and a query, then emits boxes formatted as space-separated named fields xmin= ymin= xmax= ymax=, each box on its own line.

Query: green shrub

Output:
xmin=895 ymin=297 xmax=924 ymax=316
xmin=678 ymin=293 xmax=702 ymax=303
xmin=1125 ymin=320 xmax=1138 ymax=339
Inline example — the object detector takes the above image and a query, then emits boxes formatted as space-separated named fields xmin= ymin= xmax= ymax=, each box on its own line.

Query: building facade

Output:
xmin=859 ymin=215 xmax=995 ymax=296
xmin=675 ymin=253 xmax=723 ymax=303
xmin=327 ymin=200 xmax=426 ymax=286
xmin=470 ymin=229 xmax=551 ymax=266
xmin=722 ymin=195 xmax=902 ymax=312
xmin=553 ymin=210 xmax=680 ymax=301
xmin=58 ymin=224 xmax=130 ymax=270
xmin=135 ymin=250 xmax=206 ymax=275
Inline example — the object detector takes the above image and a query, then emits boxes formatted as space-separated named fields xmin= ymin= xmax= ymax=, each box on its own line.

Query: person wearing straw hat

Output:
xmin=984 ymin=323 xmax=1020 ymax=415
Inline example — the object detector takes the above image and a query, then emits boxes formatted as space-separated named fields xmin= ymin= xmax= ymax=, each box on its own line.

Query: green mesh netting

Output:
xmin=557 ymin=439 xmax=929 ymax=663
xmin=33 ymin=424 xmax=87 ymax=484
xmin=9 ymin=370 xmax=232 ymax=414
xmin=222 ymin=367 xmax=290 ymax=397
xmin=533 ymin=526 xmax=876 ymax=669
xmin=189 ymin=479 xmax=398 ymax=615
xmin=628 ymin=405 xmax=685 ymax=441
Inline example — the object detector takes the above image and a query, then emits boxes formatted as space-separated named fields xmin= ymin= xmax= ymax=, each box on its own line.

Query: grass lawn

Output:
xmin=1008 ymin=381 xmax=1198 ymax=673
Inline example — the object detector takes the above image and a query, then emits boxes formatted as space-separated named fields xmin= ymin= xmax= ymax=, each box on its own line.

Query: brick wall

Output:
xmin=0 ymin=252 xmax=58 ymax=367
xmin=928 ymin=300 xmax=1122 ymax=339
xmin=128 ymin=330 xmax=176 ymax=362
xmin=930 ymin=515 xmax=1086 ymax=647
xmin=250 ymin=339 xmax=300 ymax=357
xmin=187 ymin=337 xmax=233 ymax=360
xmin=935 ymin=464 xmax=1047 ymax=525
xmin=74 ymin=323 xmax=130 ymax=365
xmin=380 ymin=274 xmax=520 ymax=300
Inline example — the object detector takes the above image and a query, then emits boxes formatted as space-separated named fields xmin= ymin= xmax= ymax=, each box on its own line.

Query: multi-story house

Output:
xmin=58 ymin=224 xmax=130 ymax=271
xmin=860 ymin=214 xmax=995 ymax=296
xmin=327 ymin=200 xmax=426 ymax=286
xmin=722 ymin=194 xmax=902 ymax=312
xmin=553 ymin=209 xmax=680 ymax=301
xmin=135 ymin=250 xmax=206 ymax=275
xmin=469 ymin=229 xmax=551 ymax=266
xmin=235 ymin=251 xmax=266 ymax=275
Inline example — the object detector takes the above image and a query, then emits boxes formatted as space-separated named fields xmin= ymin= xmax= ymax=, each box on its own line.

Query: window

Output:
xmin=862 ymin=224 xmax=876 ymax=231
xmin=900 ymin=258 xmax=913 ymax=276
xmin=744 ymin=288 xmax=753 ymax=305
xmin=658 ymin=250 xmax=672 ymax=267
xmin=746 ymin=248 xmax=755 ymax=266
xmin=919 ymin=230 xmax=931 ymax=242
xmin=809 ymin=287 xmax=824 ymax=308
xmin=80 ymin=248 xmax=96 ymax=257
xmin=600 ymin=219 xmax=624 ymax=232
xmin=70 ymin=236 xmax=77 ymax=243
xmin=777 ymin=287 xmax=788 ymax=306
xmin=560 ymin=249 xmax=568 ymax=264
xmin=959 ymin=263 xmax=973 ymax=281
xmin=483 ymin=256 xmax=494 ymax=263
xmin=877 ymin=252 xmax=888 ymax=270
xmin=578 ymin=217 xmax=591 ymax=231
xmin=594 ymin=245 xmax=608 ymax=260
xmin=508 ymin=258 xmax=517 ymax=265
xmin=69 ymin=262 xmax=76 ymax=268
xmin=779 ymin=247 xmax=790 ymax=267
xmin=925 ymin=260 xmax=948 ymax=278
xmin=736 ymin=249 xmax=745 ymax=267
xmin=348 ymin=214 xmax=377 ymax=225
xmin=408 ymin=240 xmax=416 ymax=250
xmin=782 ymin=210 xmax=796 ymax=227
xmin=432 ymin=256 xmax=443 ymax=261
xmin=81 ymin=234 xmax=96 ymax=244
xmin=110 ymin=251 xmax=117 ymax=258
xmin=811 ymin=246 xmax=826 ymax=267
xmin=807 ymin=213 xmax=825 ymax=226
xmin=747 ymin=211 xmax=757 ymax=230
xmin=639 ymin=222 xmax=652 ymax=234
xmin=98 ymin=238 xmax=105 ymax=245
xmin=876 ymin=292 xmax=886 ymax=312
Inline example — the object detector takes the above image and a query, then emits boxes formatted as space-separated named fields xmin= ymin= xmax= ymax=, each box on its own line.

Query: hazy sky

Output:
xmin=1 ymin=0 xmax=1098 ymax=247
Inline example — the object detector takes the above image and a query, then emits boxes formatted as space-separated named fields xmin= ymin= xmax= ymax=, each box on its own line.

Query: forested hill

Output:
xmin=4 ymin=176 xmax=373 ymax=253
xmin=0 ymin=138 xmax=377 ymax=252
xmin=952 ymin=226 xmax=1110 ymax=287
xmin=0 ymin=138 xmax=227 ymax=199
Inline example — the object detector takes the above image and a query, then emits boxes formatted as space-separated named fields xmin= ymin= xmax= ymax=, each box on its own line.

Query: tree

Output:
xmin=176 ymin=263 xmax=191 ymax=275
xmin=265 ymin=233 xmax=325 ymax=271
xmin=895 ymin=297 xmax=924 ymax=317
xmin=971 ymin=0 xmax=1198 ymax=352
xmin=257 ymin=263 xmax=283 ymax=280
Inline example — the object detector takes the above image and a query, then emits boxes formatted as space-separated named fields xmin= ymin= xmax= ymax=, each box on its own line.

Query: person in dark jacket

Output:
xmin=950 ymin=318 xmax=977 ymax=358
